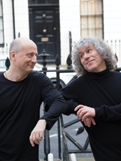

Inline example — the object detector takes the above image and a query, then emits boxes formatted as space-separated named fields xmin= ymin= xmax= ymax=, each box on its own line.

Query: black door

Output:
xmin=29 ymin=5 xmax=60 ymax=63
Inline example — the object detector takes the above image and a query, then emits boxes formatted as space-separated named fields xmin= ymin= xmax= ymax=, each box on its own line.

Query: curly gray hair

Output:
xmin=72 ymin=37 xmax=117 ymax=76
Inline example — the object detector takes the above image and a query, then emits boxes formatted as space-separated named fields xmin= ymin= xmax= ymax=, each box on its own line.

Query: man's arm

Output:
xmin=60 ymin=83 xmax=96 ymax=127
xmin=29 ymin=74 xmax=69 ymax=146
xmin=29 ymin=119 xmax=46 ymax=147
xmin=95 ymin=103 xmax=121 ymax=121
xmin=39 ymin=74 xmax=69 ymax=129
xmin=75 ymin=103 xmax=121 ymax=122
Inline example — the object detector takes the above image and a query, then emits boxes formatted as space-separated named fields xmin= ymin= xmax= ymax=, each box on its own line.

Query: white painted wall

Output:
xmin=59 ymin=0 xmax=81 ymax=65
xmin=14 ymin=0 xmax=29 ymax=38
xmin=103 ymin=0 xmax=121 ymax=40
xmin=0 ymin=0 xmax=29 ymax=56
xmin=103 ymin=0 xmax=121 ymax=66
xmin=2 ymin=0 xmax=13 ymax=54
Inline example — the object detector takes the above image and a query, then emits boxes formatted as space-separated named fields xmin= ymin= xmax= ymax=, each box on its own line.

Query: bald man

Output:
xmin=0 ymin=37 xmax=68 ymax=161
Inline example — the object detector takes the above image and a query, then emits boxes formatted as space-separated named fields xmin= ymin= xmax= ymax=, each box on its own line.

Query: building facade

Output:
xmin=0 ymin=0 xmax=121 ymax=66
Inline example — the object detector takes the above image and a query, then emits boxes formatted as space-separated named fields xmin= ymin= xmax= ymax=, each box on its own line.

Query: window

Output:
xmin=28 ymin=0 xmax=59 ymax=4
xmin=80 ymin=0 xmax=103 ymax=39
xmin=0 ymin=0 xmax=4 ymax=46
xmin=0 ymin=59 xmax=6 ymax=69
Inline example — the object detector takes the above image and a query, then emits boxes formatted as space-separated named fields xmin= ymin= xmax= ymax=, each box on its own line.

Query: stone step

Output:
xmin=40 ymin=157 xmax=94 ymax=161
xmin=77 ymin=158 xmax=94 ymax=161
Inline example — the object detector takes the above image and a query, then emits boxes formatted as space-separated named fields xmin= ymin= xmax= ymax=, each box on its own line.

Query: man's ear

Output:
xmin=10 ymin=51 xmax=16 ymax=61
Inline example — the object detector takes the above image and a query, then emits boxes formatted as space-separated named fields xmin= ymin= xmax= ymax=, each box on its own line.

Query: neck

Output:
xmin=4 ymin=67 xmax=28 ymax=81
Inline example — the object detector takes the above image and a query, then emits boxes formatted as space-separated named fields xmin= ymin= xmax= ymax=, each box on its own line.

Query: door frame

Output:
xmin=29 ymin=4 xmax=60 ymax=64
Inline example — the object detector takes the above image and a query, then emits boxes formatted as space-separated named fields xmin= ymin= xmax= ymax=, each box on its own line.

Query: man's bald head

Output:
xmin=9 ymin=37 xmax=37 ymax=59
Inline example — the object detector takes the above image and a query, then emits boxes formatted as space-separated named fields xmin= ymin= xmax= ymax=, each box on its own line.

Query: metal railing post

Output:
xmin=55 ymin=54 xmax=62 ymax=159
xmin=39 ymin=49 xmax=50 ymax=161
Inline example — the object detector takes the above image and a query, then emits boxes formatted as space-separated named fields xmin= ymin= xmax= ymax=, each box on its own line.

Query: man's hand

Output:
xmin=75 ymin=105 xmax=96 ymax=127
xmin=83 ymin=117 xmax=96 ymax=127
xmin=29 ymin=119 xmax=47 ymax=147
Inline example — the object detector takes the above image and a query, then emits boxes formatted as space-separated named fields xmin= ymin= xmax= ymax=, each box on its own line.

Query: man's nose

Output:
xmin=84 ymin=53 xmax=89 ymax=59
xmin=32 ymin=55 xmax=37 ymax=63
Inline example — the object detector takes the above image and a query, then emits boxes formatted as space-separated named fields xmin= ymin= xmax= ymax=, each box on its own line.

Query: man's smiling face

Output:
xmin=79 ymin=44 xmax=106 ymax=73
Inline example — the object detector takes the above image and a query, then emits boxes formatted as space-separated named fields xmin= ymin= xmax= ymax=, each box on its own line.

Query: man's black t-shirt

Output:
xmin=0 ymin=71 xmax=68 ymax=161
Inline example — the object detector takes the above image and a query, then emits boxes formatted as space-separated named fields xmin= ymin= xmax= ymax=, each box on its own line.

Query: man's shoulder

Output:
xmin=109 ymin=70 xmax=121 ymax=81
xmin=29 ymin=71 xmax=47 ymax=79
xmin=74 ymin=74 xmax=88 ymax=82
xmin=29 ymin=71 xmax=50 ymax=82
xmin=111 ymin=70 xmax=121 ymax=76
xmin=0 ymin=72 xmax=4 ymax=80
xmin=0 ymin=72 xmax=4 ymax=76
xmin=30 ymin=71 xmax=44 ymax=77
xmin=66 ymin=74 xmax=87 ymax=87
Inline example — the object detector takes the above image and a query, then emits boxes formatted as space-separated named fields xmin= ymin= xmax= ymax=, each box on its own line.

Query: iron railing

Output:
xmin=38 ymin=49 xmax=75 ymax=161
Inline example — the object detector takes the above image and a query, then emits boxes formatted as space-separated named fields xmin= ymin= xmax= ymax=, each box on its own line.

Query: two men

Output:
xmin=1 ymin=36 xmax=121 ymax=161
xmin=61 ymin=37 xmax=121 ymax=161
xmin=0 ymin=37 xmax=68 ymax=161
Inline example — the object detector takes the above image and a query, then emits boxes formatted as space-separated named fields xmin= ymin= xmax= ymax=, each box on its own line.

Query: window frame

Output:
xmin=80 ymin=0 xmax=104 ymax=39
xmin=28 ymin=0 xmax=59 ymax=4
xmin=0 ymin=0 xmax=4 ymax=47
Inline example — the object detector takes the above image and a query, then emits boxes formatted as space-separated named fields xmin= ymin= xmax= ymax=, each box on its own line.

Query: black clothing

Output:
xmin=0 ymin=72 xmax=68 ymax=161
xmin=61 ymin=69 xmax=121 ymax=161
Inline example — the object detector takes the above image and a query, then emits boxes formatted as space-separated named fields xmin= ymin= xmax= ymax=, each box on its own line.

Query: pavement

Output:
xmin=40 ymin=158 xmax=94 ymax=161
xmin=76 ymin=159 xmax=94 ymax=161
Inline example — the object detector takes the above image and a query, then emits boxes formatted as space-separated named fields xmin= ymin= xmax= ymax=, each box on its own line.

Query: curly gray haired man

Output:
xmin=61 ymin=37 xmax=121 ymax=161
xmin=72 ymin=37 xmax=117 ymax=76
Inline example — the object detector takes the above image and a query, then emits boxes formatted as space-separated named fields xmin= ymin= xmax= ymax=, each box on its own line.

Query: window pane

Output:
xmin=0 ymin=18 xmax=3 ymax=30
xmin=88 ymin=1 xmax=95 ymax=15
xmin=0 ymin=59 xmax=6 ymax=68
xmin=96 ymin=16 xmax=102 ymax=28
xmin=95 ymin=1 xmax=102 ymax=14
xmin=37 ymin=0 xmax=46 ymax=3
xmin=0 ymin=1 xmax=3 ymax=45
xmin=50 ymin=0 xmax=59 ymax=3
xmin=81 ymin=17 xmax=87 ymax=29
xmin=89 ymin=29 xmax=95 ymax=37
xmin=96 ymin=29 xmax=103 ymax=39
xmin=88 ymin=16 xmax=95 ymax=28
xmin=28 ymin=0 xmax=36 ymax=4
xmin=46 ymin=0 xmax=53 ymax=3
xmin=80 ymin=1 xmax=88 ymax=15
xmin=29 ymin=0 xmax=39 ymax=4
xmin=0 ymin=30 xmax=3 ymax=44
xmin=0 ymin=1 xmax=2 ymax=16
xmin=80 ymin=0 xmax=103 ymax=39
xmin=81 ymin=28 xmax=88 ymax=37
